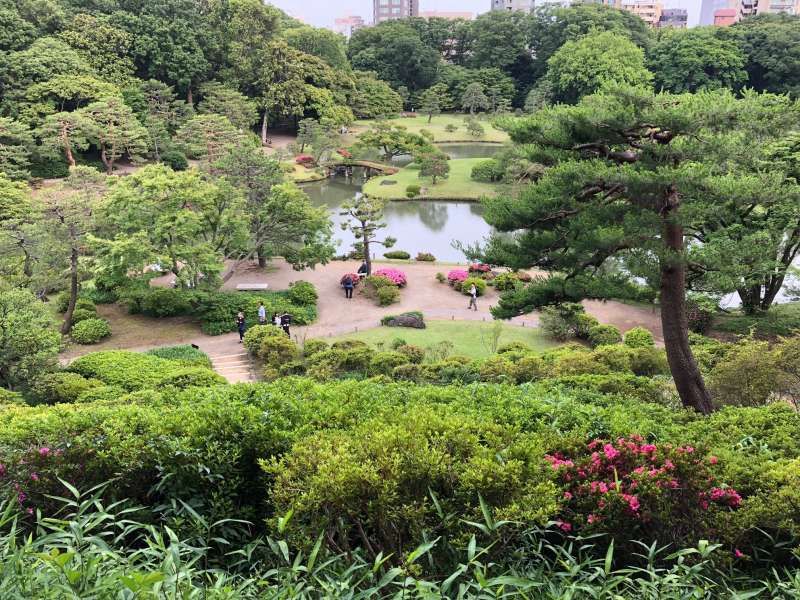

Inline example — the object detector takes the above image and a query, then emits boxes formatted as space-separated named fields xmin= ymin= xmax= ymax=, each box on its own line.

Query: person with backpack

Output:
xmin=342 ymin=275 xmax=354 ymax=299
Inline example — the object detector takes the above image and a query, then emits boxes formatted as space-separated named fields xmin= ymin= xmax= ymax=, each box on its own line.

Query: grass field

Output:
xmin=353 ymin=114 xmax=509 ymax=144
xmin=285 ymin=163 xmax=326 ymax=183
xmin=362 ymin=158 xmax=500 ymax=201
xmin=325 ymin=320 xmax=558 ymax=360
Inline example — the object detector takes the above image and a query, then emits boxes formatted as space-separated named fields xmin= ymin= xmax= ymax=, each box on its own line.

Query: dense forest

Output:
xmin=2 ymin=0 xmax=800 ymax=596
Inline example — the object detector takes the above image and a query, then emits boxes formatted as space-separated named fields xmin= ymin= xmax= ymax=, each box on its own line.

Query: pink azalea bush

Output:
xmin=0 ymin=444 xmax=74 ymax=517
xmin=373 ymin=268 xmax=407 ymax=287
xmin=295 ymin=154 xmax=315 ymax=166
xmin=447 ymin=270 xmax=469 ymax=286
xmin=546 ymin=436 xmax=742 ymax=543
xmin=469 ymin=263 xmax=491 ymax=274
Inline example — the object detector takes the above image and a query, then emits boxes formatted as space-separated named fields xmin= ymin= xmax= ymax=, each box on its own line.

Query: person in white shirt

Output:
xmin=468 ymin=284 xmax=478 ymax=311
xmin=258 ymin=302 xmax=266 ymax=324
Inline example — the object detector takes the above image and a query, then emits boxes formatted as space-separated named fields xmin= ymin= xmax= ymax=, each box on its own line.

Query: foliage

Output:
xmin=259 ymin=335 xmax=299 ymax=369
xmin=686 ymin=295 xmax=717 ymax=334
xmin=733 ymin=14 xmax=800 ymax=96
xmin=471 ymin=158 xmax=504 ymax=183
xmin=144 ymin=345 xmax=212 ymax=368
xmin=624 ymin=327 xmax=655 ymax=349
xmin=461 ymin=83 xmax=489 ymax=115
xmin=69 ymin=318 xmax=111 ymax=344
xmin=415 ymin=252 xmax=435 ymax=262
xmin=714 ymin=302 xmax=800 ymax=338
xmin=376 ymin=286 xmax=400 ymax=307
xmin=405 ymin=184 xmax=420 ymax=198
xmin=380 ymin=311 xmax=425 ymax=329
xmin=348 ymin=72 xmax=403 ymax=119
xmin=243 ymin=324 xmax=284 ymax=356
xmin=339 ymin=194 xmax=395 ymax=275
xmin=287 ymin=281 xmax=318 ymax=307
xmin=417 ymin=152 xmax=450 ymax=185
xmin=493 ymin=272 xmax=521 ymax=292
xmin=709 ymin=339 xmax=785 ymax=408
xmin=383 ymin=251 xmax=410 ymax=260
xmin=372 ymin=268 xmax=407 ymax=287
xmin=32 ymin=372 xmax=101 ymax=405
xmin=587 ymin=324 xmax=623 ymax=348
xmin=461 ymin=277 xmax=487 ymax=297
xmin=159 ymin=149 xmax=188 ymax=170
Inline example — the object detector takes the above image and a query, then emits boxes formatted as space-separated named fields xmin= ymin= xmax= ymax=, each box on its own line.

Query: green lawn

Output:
xmin=362 ymin=158 xmax=500 ymax=201
xmin=284 ymin=163 xmax=326 ymax=183
xmin=324 ymin=320 xmax=558 ymax=360
xmin=353 ymin=113 xmax=509 ymax=144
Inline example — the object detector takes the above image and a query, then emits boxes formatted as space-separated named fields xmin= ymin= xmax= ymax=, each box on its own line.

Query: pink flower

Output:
xmin=700 ymin=500 xmax=709 ymax=510
xmin=446 ymin=269 xmax=469 ymax=284
xmin=26 ymin=507 xmax=33 ymax=515
xmin=734 ymin=549 xmax=745 ymax=559
xmin=373 ymin=268 xmax=407 ymax=287
xmin=603 ymin=444 xmax=619 ymax=461
xmin=563 ymin=491 xmax=573 ymax=500
xmin=628 ymin=496 xmax=640 ymax=512
xmin=640 ymin=444 xmax=656 ymax=453
xmin=17 ymin=492 xmax=26 ymax=503
xmin=0 ymin=464 xmax=5 ymax=477
xmin=709 ymin=456 xmax=718 ymax=465
xmin=587 ymin=514 xmax=598 ymax=524
xmin=38 ymin=447 xmax=50 ymax=457
xmin=557 ymin=521 xmax=572 ymax=533
xmin=30 ymin=473 xmax=39 ymax=481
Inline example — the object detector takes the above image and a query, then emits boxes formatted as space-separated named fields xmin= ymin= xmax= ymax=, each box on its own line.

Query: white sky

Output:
xmin=266 ymin=0 xmax=700 ymax=29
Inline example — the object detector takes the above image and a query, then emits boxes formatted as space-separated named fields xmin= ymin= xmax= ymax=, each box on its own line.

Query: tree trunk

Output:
xmin=100 ymin=145 xmax=112 ymax=175
xmin=261 ymin=111 xmax=269 ymax=145
xmin=257 ymin=246 xmax=267 ymax=268
xmin=428 ymin=113 xmax=433 ymax=123
xmin=661 ymin=188 xmax=714 ymax=415
xmin=61 ymin=246 xmax=79 ymax=334
xmin=187 ymin=87 xmax=193 ymax=105
xmin=62 ymin=126 xmax=76 ymax=167
xmin=363 ymin=235 xmax=372 ymax=276
xmin=737 ymin=285 xmax=764 ymax=315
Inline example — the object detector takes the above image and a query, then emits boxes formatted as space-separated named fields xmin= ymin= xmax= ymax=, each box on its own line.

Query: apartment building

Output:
xmin=658 ymin=8 xmax=688 ymax=26
xmin=419 ymin=11 xmax=475 ymax=19
xmin=621 ymin=1 xmax=663 ymax=26
xmin=491 ymin=0 xmax=533 ymax=11
xmin=373 ymin=0 xmax=419 ymax=23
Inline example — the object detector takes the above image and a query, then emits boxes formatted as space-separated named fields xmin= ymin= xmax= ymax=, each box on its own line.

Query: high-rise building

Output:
xmin=658 ymin=7 xmax=688 ymax=26
xmin=700 ymin=0 xmax=735 ymax=24
xmin=373 ymin=0 xmax=418 ymax=23
xmin=334 ymin=15 xmax=366 ymax=38
xmin=756 ymin=0 xmax=800 ymax=14
xmin=490 ymin=0 xmax=533 ymax=12
xmin=621 ymin=1 xmax=663 ymax=26
xmin=531 ymin=0 xmax=572 ymax=7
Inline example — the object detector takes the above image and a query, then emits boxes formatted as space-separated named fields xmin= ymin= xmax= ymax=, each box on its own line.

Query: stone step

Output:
xmin=213 ymin=359 xmax=250 ymax=368
xmin=212 ymin=352 xmax=251 ymax=361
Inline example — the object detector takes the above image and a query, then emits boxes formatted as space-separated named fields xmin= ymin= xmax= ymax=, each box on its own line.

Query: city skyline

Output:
xmin=266 ymin=0 xmax=700 ymax=28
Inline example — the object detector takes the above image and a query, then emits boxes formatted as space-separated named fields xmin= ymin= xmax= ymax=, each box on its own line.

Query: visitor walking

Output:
xmin=342 ymin=275 xmax=354 ymax=299
xmin=258 ymin=301 xmax=266 ymax=324
xmin=236 ymin=312 xmax=246 ymax=342
xmin=280 ymin=312 xmax=292 ymax=337
xmin=468 ymin=283 xmax=478 ymax=311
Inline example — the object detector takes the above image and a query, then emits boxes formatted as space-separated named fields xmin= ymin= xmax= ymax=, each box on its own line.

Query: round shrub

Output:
xmin=493 ymin=272 xmax=520 ymax=291
xmin=33 ymin=372 xmax=102 ymax=404
xmin=332 ymin=340 xmax=369 ymax=351
xmin=383 ymin=250 xmax=411 ymax=260
xmin=629 ymin=347 xmax=669 ymax=377
xmin=575 ymin=313 xmax=600 ymax=339
xmin=381 ymin=311 xmax=425 ymax=329
xmin=587 ymin=324 xmax=623 ymax=348
xmin=145 ymin=345 xmax=212 ymax=368
xmin=498 ymin=342 xmax=531 ymax=354
xmin=369 ymin=351 xmax=409 ymax=376
xmin=243 ymin=325 xmax=283 ymax=355
xmin=471 ymin=158 xmax=504 ymax=183
xmin=416 ymin=252 xmax=436 ymax=262
xmin=76 ymin=298 xmax=96 ymax=312
xmin=447 ymin=269 xmax=468 ymax=288
xmin=71 ymin=318 xmax=111 ymax=344
xmin=139 ymin=288 xmax=192 ymax=317
xmin=624 ymin=327 xmax=655 ymax=348
xmin=592 ymin=345 xmax=634 ymax=374
xmin=553 ymin=351 xmax=610 ymax=376
xmin=512 ymin=354 xmax=547 ymax=383
xmin=71 ymin=308 xmax=97 ymax=324
xmin=76 ymin=385 xmax=126 ymax=404
xmin=390 ymin=337 xmax=408 ymax=350
xmin=709 ymin=339 xmax=785 ymax=407
xmin=377 ymin=286 xmax=400 ymax=306
xmin=259 ymin=334 xmax=300 ymax=368
xmin=303 ymin=339 xmax=329 ymax=357
xmin=460 ymin=277 xmax=487 ymax=297
xmin=372 ymin=268 xmax=407 ymax=287
xmin=288 ymin=281 xmax=318 ymax=306
xmin=56 ymin=294 xmax=95 ymax=313
xmin=342 ymin=347 xmax=373 ymax=372
xmin=397 ymin=344 xmax=425 ymax=364
xmin=392 ymin=363 xmax=421 ymax=381
xmin=405 ymin=185 xmax=421 ymax=198
xmin=479 ymin=355 xmax=515 ymax=383
xmin=444 ymin=123 xmax=458 ymax=133
xmin=161 ymin=149 xmax=189 ymax=171
xmin=155 ymin=367 xmax=226 ymax=389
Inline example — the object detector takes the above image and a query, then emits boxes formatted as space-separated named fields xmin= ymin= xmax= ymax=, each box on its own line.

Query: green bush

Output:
xmin=715 ymin=302 xmax=800 ymax=338
xmin=479 ymin=355 xmax=515 ymax=383
xmin=259 ymin=334 xmax=300 ymax=368
xmin=71 ymin=318 xmax=112 ymax=344
xmin=155 ymin=367 xmax=227 ymax=389
xmin=0 ymin=388 xmax=25 ymax=405
xmin=71 ymin=308 xmax=97 ymax=324
xmin=539 ymin=303 xmax=590 ymax=342
xmin=369 ymin=351 xmax=409 ymax=376
xmin=288 ymin=281 xmax=318 ymax=306
xmin=587 ymin=324 xmax=622 ymax=348
xmin=498 ymin=342 xmax=531 ymax=354
xmin=686 ymin=294 xmax=717 ymax=334
xmin=471 ymin=158 xmax=504 ymax=182
xmin=493 ymin=272 xmax=520 ymax=291
xmin=629 ymin=347 xmax=669 ymax=377
xmin=624 ymin=327 xmax=655 ymax=348
xmin=302 ymin=339 xmax=328 ymax=357
xmin=383 ymin=250 xmax=411 ymax=260
xmin=405 ymin=185 xmax=421 ymax=198
xmin=392 ymin=363 xmax=421 ymax=381
xmin=75 ymin=385 xmax=126 ymax=404
xmin=460 ymin=277 xmax=487 ymax=296
xmin=444 ymin=123 xmax=458 ymax=133
xmin=160 ymin=149 xmax=189 ymax=171
xmin=397 ymin=344 xmax=425 ymax=364
xmin=145 ymin=345 xmax=212 ymax=368
xmin=416 ymin=252 xmax=436 ymax=262
xmin=552 ymin=350 xmax=610 ymax=376
xmin=68 ymin=351 xmax=180 ymax=391
xmin=381 ymin=311 xmax=425 ymax=328
xmin=138 ymin=287 xmax=193 ymax=317
xmin=435 ymin=272 xmax=446 ymax=283
xmin=243 ymin=324 xmax=284 ymax=355
xmin=55 ymin=294 xmax=95 ymax=314
xmin=341 ymin=347 xmax=373 ymax=372
xmin=512 ymin=354 xmax=547 ymax=383
xmin=32 ymin=372 xmax=102 ymax=404
xmin=389 ymin=337 xmax=407 ymax=350
xmin=331 ymin=340 xmax=369 ymax=351
xmin=709 ymin=339 xmax=785 ymax=407
xmin=592 ymin=344 xmax=633 ymax=374
xmin=377 ymin=286 xmax=400 ymax=306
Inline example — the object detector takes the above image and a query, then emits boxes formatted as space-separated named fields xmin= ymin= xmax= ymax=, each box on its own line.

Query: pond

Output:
xmin=303 ymin=143 xmax=503 ymax=263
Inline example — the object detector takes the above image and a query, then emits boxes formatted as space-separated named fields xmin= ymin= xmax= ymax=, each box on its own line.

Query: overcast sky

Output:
xmin=266 ymin=0 xmax=700 ymax=29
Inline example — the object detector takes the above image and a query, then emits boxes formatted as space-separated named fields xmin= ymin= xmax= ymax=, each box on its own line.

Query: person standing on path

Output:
xmin=273 ymin=313 xmax=281 ymax=329
xmin=342 ymin=275 xmax=354 ymax=299
xmin=236 ymin=312 xmax=246 ymax=342
xmin=280 ymin=312 xmax=292 ymax=337
xmin=468 ymin=283 xmax=478 ymax=311
xmin=258 ymin=302 xmax=266 ymax=324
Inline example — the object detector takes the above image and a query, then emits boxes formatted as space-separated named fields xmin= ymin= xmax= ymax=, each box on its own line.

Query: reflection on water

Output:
xmin=302 ymin=172 xmax=493 ymax=262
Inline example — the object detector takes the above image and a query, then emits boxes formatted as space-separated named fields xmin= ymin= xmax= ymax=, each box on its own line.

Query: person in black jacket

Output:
xmin=236 ymin=312 xmax=246 ymax=342
xmin=280 ymin=313 xmax=291 ymax=337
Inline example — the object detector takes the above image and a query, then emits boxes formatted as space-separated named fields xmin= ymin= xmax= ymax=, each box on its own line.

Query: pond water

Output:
xmin=303 ymin=143 xmax=503 ymax=262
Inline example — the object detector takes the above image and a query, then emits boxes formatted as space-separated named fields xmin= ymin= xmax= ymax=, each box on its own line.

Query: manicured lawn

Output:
xmin=285 ymin=163 xmax=326 ymax=183
xmin=325 ymin=320 xmax=558 ymax=360
xmin=353 ymin=113 xmax=509 ymax=144
xmin=362 ymin=158 xmax=500 ymax=201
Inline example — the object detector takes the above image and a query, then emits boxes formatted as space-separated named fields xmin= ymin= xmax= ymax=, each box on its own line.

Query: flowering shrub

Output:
xmin=447 ymin=270 xmax=469 ymax=286
xmin=372 ymin=268 xmax=407 ymax=287
xmin=469 ymin=263 xmax=491 ymax=275
xmin=547 ymin=437 xmax=741 ymax=545
xmin=0 ymin=444 xmax=78 ymax=516
xmin=340 ymin=274 xmax=360 ymax=287
xmin=295 ymin=154 xmax=315 ymax=166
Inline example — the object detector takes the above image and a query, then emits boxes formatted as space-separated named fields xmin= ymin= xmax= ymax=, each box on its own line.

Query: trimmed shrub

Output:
xmin=332 ymin=340 xmax=369 ymax=351
xmin=259 ymin=335 xmax=300 ymax=368
xmin=397 ymin=344 xmax=425 ymax=364
xmin=512 ymin=354 xmax=547 ymax=383
xmin=540 ymin=303 xmax=589 ymax=342
xmin=383 ymin=251 xmax=411 ymax=260
xmin=575 ymin=313 xmax=600 ymax=338
xmin=32 ymin=372 xmax=102 ymax=404
xmin=471 ymin=158 xmax=504 ymax=182
xmin=161 ymin=149 xmax=188 ymax=171
xmin=444 ymin=123 xmax=458 ymax=132
xmin=0 ymin=388 xmax=25 ymax=405
xmin=552 ymin=351 xmax=610 ymax=377
xmin=75 ymin=385 xmax=126 ymax=404
xmin=498 ymin=342 xmax=531 ymax=354
xmin=56 ymin=294 xmax=95 ymax=314
xmin=435 ymin=272 xmax=446 ymax=283
xmin=405 ymin=185 xmax=421 ymax=198
xmin=155 ymin=367 xmax=226 ymax=389
xmin=493 ymin=272 xmax=520 ymax=291
xmin=416 ymin=252 xmax=436 ymax=262
xmin=460 ymin=277 xmax=487 ymax=297
xmin=629 ymin=347 xmax=669 ymax=377
xmin=71 ymin=308 xmax=97 ymax=324
xmin=341 ymin=347 xmax=373 ymax=372
xmin=377 ymin=286 xmax=400 ymax=306
xmin=288 ymin=281 xmax=318 ymax=306
xmin=381 ymin=311 xmax=425 ymax=329
xmin=71 ymin=318 xmax=111 ymax=344
xmin=624 ymin=327 xmax=655 ymax=348
xmin=372 ymin=268 xmax=407 ymax=287
xmin=137 ymin=288 xmax=193 ymax=318
xmin=369 ymin=351 xmax=409 ymax=376
xmin=447 ymin=269 xmax=468 ymax=289
xmin=392 ymin=363 xmax=421 ymax=381
xmin=479 ymin=356 xmax=515 ymax=383
xmin=303 ymin=339 xmax=329 ymax=357
xmin=145 ymin=345 xmax=212 ymax=368
xmin=243 ymin=325 xmax=284 ymax=355
xmin=709 ymin=339 xmax=785 ymax=407
xmin=68 ymin=351 xmax=176 ymax=391
xmin=587 ymin=325 xmax=623 ymax=348
xmin=592 ymin=345 xmax=633 ymax=374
